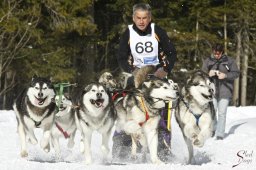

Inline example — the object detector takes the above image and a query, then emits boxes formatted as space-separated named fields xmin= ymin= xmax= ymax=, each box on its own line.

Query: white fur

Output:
xmin=176 ymin=72 xmax=215 ymax=164
xmin=116 ymin=79 xmax=179 ymax=164
xmin=51 ymin=95 xmax=77 ymax=158
xmin=13 ymin=82 xmax=56 ymax=157
xmin=75 ymin=84 xmax=115 ymax=164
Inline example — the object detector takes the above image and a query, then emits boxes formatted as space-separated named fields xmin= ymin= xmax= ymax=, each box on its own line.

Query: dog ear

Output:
xmin=63 ymin=92 xmax=71 ymax=100
xmin=31 ymin=75 xmax=38 ymax=82
xmin=143 ymin=81 xmax=152 ymax=88
xmin=84 ymin=84 xmax=92 ymax=93
xmin=187 ymin=76 xmax=191 ymax=84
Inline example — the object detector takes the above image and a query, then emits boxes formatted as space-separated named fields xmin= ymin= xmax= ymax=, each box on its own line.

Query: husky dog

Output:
xmin=98 ymin=72 xmax=117 ymax=91
xmin=75 ymin=83 xmax=116 ymax=164
xmin=51 ymin=93 xmax=77 ymax=157
xmin=115 ymin=78 xmax=179 ymax=164
xmin=13 ymin=76 xmax=56 ymax=157
xmin=175 ymin=70 xmax=215 ymax=164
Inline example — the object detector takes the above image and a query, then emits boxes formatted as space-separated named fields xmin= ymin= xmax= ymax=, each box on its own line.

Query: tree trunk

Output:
xmin=195 ymin=12 xmax=199 ymax=62
xmin=0 ymin=56 xmax=2 ymax=91
xmin=224 ymin=13 xmax=227 ymax=54
xmin=224 ymin=0 xmax=227 ymax=54
xmin=232 ymin=29 xmax=241 ymax=106
xmin=241 ymin=28 xmax=249 ymax=106
xmin=3 ymin=72 xmax=7 ymax=109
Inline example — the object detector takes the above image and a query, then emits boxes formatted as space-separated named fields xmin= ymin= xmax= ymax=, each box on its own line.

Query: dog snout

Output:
xmin=38 ymin=92 xmax=43 ymax=98
xmin=173 ymin=84 xmax=178 ymax=90
xmin=209 ymin=88 xmax=214 ymax=94
xmin=176 ymin=91 xmax=180 ymax=96
xmin=96 ymin=93 xmax=102 ymax=98
xmin=59 ymin=103 xmax=64 ymax=108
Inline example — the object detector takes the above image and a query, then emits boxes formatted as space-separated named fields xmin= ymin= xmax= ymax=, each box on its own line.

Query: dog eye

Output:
xmin=163 ymin=86 xmax=168 ymax=89
xmin=101 ymin=90 xmax=105 ymax=93
xmin=200 ymin=85 xmax=204 ymax=87
xmin=42 ymin=87 xmax=47 ymax=90
xmin=35 ymin=87 xmax=39 ymax=90
xmin=92 ymin=89 xmax=96 ymax=92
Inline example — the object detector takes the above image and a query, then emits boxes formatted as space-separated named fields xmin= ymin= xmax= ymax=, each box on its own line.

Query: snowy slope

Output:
xmin=0 ymin=106 xmax=256 ymax=170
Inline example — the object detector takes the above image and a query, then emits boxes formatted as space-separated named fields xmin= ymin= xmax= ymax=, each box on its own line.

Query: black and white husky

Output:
xmin=115 ymin=78 xmax=179 ymax=164
xmin=51 ymin=93 xmax=77 ymax=157
xmin=75 ymin=83 xmax=116 ymax=164
xmin=175 ymin=70 xmax=216 ymax=164
xmin=13 ymin=76 xmax=56 ymax=157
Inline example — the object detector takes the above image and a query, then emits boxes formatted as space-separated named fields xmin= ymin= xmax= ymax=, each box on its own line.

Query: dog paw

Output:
xmin=152 ymin=158 xmax=164 ymax=165
xmin=133 ymin=133 xmax=141 ymax=140
xmin=85 ymin=158 xmax=92 ymax=165
xmin=20 ymin=150 xmax=28 ymax=157
xmin=80 ymin=141 xmax=85 ymax=153
xmin=55 ymin=153 xmax=62 ymax=161
xmin=28 ymin=138 xmax=38 ymax=145
xmin=131 ymin=154 xmax=138 ymax=160
xmin=101 ymin=145 xmax=110 ymax=156
xmin=193 ymin=139 xmax=204 ymax=147
xmin=42 ymin=144 xmax=50 ymax=153
xmin=192 ymin=133 xmax=198 ymax=139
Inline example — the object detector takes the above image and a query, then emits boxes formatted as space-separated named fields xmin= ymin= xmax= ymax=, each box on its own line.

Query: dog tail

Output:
xmin=134 ymin=65 xmax=156 ymax=88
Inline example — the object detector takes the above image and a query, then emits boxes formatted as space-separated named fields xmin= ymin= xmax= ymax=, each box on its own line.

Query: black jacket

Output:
xmin=117 ymin=23 xmax=177 ymax=73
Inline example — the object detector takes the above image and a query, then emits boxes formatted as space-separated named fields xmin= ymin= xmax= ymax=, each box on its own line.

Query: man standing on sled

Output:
xmin=113 ymin=3 xmax=177 ymax=162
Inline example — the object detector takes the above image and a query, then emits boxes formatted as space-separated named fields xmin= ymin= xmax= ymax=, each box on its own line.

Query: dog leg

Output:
xmin=27 ymin=129 xmax=38 ymax=145
xmin=41 ymin=130 xmax=51 ymax=153
xmin=184 ymin=125 xmax=199 ymax=141
xmin=18 ymin=122 xmax=28 ymax=157
xmin=145 ymin=129 xmax=163 ymax=164
xmin=185 ymin=138 xmax=195 ymax=164
xmin=131 ymin=135 xmax=138 ymax=159
xmin=82 ymin=129 xmax=93 ymax=165
xmin=101 ymin=130 xmax=111 ymax=162
xmin=80 ymin=138 xmax=84 ymax=153
xmin=140 ymin=136 xmax=148 ymax=163
xmin=195 ymin=127 xmax=212 ymax=147
xmin=51 ymin=135 xmax=61 ymax=158
xmin=67 ymin=130 xmax=76 ymax=148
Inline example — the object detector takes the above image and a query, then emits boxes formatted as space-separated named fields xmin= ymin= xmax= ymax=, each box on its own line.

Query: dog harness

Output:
xmin=181 ymin=98 xmax=202 ymax=127
xmin=55 ymin=122 xmax=70 ymax=138
xmin=112 ymin=91 xmax=127 ymax=101
xmin=139 ymin=97 xmax=150 ymax=126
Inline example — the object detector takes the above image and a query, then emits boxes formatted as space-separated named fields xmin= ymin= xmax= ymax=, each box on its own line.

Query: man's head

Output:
xmin=133 ymin=3 xmax=151 ymax=31
xmin=212 ymin=43 xmax=224 ymax=60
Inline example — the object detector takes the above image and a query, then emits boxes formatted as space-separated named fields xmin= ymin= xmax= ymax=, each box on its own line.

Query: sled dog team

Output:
xmin=13 ymin=66 xmax=216 ymax=165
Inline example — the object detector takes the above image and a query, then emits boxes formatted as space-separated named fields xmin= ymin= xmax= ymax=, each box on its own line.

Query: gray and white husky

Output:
xmin=175 ymin=70 xmax=216 ymax=164
xmin=75 ymin=83 xmax=116 ymax=164
xmin=51 ymin=93 xmax=77 ymax=157
xmin=13 ymin=76 xmax=56 ymax=157
xmin=115 ymin=78 xmax=179 ymax=164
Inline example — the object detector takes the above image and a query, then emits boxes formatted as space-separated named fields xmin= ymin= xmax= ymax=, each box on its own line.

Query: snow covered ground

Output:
xmin=0 ymin=106 xmax=256 ymax=170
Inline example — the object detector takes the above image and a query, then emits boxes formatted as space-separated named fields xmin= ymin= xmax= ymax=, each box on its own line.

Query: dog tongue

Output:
xmin=35 ymin=98 xmax=44 ymax=105
xmin=95 ymin=99 xmax=104 ymax=106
